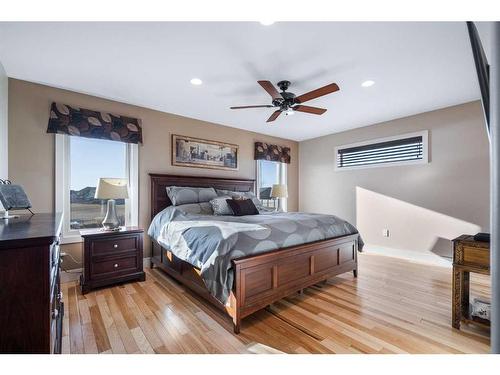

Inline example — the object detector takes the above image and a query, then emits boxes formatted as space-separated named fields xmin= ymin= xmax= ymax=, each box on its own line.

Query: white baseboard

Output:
xmin=363 ymin=244 xmax=452 ymax=268
xmin=60 ymin=257 xmax=151 ymax=283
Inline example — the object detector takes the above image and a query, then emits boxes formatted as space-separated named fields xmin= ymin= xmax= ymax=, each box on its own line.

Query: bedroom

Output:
xmin=0 ymin=1 xmax=499 ymax=370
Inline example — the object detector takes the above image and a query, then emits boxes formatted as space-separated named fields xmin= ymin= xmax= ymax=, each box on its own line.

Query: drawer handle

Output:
xmin=113 ymin=244 xmax=118 ymax=248
xmin=114 ymin=263 xmax=119 ymax=268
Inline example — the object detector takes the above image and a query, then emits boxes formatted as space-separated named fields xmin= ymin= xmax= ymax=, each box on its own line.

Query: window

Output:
xmin=56 ymin=135 xmax=138 ymax=243
xmin=335 ymin=131 xmax=428 ymax=170
xmin=256 ymin=160 xmax=287 ymax=211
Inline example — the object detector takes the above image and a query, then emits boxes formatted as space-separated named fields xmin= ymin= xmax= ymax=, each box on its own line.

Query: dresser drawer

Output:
xmin=50 ymin=238 xmax=60 ymax=269
xmin=91 ymin=255 xmax=139 ymax=277
xmin=50 ymin=301 xmax=63 ymax=354
xmin=50 ymin=276 xmax=63 ymax=354
xmin=91 ymin=236 xmax=139 ymax=256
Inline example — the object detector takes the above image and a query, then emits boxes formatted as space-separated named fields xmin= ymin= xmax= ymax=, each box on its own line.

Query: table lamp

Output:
xmin=94 ymin=178 xmax=128 ymax=231
xmin=271 ymin=184 xmax=288 ymax=212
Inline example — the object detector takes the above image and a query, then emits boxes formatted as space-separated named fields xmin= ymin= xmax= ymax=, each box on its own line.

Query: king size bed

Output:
xmin=148 ymin=174 xmax=362 ymax=333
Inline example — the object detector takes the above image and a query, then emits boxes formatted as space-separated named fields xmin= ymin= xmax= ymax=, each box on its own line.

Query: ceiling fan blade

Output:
xmin=266 ymin=110 xmax=282 ymax=123
xmin=293 ymin=105 xmax=327 ymax=115
xmin=258 ymin=80 xmax=282 ymax=100
xmin=294 ymin=83 xmax=340 ymax=104
xmin=230 ymin=105 xmax=275 ymax=109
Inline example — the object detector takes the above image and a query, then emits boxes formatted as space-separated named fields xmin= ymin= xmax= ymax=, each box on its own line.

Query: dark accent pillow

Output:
xmin=226 ymin=198 xmax=259 ymax=216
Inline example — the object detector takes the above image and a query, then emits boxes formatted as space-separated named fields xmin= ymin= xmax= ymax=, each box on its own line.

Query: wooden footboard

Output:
xmin=151 ymin=234 xmax=359 ymax=333
xmin=232 ymin=234 xmax=358 ymax=332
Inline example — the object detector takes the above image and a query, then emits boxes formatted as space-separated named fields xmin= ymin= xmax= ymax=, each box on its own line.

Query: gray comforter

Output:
xmin=148 ymin=207 xmax=363 ymax=304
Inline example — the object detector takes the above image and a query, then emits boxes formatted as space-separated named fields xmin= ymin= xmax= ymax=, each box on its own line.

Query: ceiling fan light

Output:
xmin=361 ymin=80 xmax=375 ymax=88
xmin=285 ymin=108 xmax=294 ymax=116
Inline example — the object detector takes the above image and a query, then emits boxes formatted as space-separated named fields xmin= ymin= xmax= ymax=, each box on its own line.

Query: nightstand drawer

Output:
xmin=462 ymin=246 xmax=489 ymax=268
xmin=91 ymin=236 xmax=138 ymax=256
xmin=91 ymin=255 xmax=139 ymax=277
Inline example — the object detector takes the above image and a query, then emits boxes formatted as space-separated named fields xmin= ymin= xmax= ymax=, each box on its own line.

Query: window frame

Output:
xmin=55 ymin=134 xmax=139 ymax=244
xmin=334 ymin=130 xmax=429 ymax=171
xmin=256 ymin=159 xmax=287 ymax=212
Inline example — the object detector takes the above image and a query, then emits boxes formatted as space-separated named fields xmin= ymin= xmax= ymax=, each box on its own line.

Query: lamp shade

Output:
xmin=271 ymin=184 xmax=288 ymax=199
xmin=94 ymin=178 xmax=129 ymax=200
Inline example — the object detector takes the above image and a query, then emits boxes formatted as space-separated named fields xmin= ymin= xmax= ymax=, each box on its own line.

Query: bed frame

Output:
xmin=149 ymin=173 xmax=359 ymax=333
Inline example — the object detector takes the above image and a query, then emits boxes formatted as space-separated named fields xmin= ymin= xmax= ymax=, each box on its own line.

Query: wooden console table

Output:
xmin=452 ymin=235 xmax=490 ymax=329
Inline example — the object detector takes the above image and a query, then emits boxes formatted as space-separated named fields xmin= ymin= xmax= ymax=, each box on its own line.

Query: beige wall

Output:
xmin=8 ymin=79 xmax=298 ymax=268
xmin=299 ymin=101 xmax=489 ymax=261
xmin=0 ymin=61 xmax=7 ymax=186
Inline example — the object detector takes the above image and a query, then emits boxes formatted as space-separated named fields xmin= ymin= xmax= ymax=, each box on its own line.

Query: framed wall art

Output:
xmin=171 ymin=134 xmax=239 ymax=171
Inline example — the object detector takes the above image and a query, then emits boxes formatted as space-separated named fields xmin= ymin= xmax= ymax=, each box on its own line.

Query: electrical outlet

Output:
xmin=382 ymin=229 xmax=390 ymax=237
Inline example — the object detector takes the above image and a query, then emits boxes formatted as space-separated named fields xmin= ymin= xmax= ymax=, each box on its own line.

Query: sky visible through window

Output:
xmin=260 ymin=160 xmax=279 ymax=187
xmin=70 ymin=137 xmax=126 ymax=191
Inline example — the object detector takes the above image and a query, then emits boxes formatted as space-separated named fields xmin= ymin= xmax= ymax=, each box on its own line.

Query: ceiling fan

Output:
xmin=230 ymin=80 xmax=340 ymax=123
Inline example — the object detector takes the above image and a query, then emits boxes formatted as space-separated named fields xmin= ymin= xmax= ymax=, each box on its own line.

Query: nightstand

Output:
xmin=80 ymin=227 xmax=145 ymax=294
xmin=452 ymin=235 xmax=490 ymax=330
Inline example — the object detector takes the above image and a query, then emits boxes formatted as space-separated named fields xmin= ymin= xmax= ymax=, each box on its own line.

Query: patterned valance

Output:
xmin=47 ymin=102 xmax=143 ymax=144
xmin=254 ymin=142 xmax=291 ymax=164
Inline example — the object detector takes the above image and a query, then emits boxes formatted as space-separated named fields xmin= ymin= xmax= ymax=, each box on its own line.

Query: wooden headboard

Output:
xmin=150 ymin=174 xmax=256 ymax=219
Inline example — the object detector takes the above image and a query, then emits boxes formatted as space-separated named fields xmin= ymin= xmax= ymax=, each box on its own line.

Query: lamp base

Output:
xmin=101 ymin=199 xmax=121 ymax=231
xmin=99 ymin=226 xmax=122 ymax=232
xmin=275 ymin=198 xmax=285 ymax=213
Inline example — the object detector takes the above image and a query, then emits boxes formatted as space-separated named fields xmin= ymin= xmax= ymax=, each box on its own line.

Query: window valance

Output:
xmin=254 ymin=142 xmax=291 ymax=164
xmin=46 ymin=102 xmax=143 ymax=144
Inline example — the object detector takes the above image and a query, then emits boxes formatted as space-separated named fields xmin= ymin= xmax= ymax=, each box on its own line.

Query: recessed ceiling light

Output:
xmin=259 ymin=21 xmax=275 ymax=26
xmin=361 ymin=80 xmax=375 ymax=88
xmin=190 ymin=78 xmax=203 ymax=85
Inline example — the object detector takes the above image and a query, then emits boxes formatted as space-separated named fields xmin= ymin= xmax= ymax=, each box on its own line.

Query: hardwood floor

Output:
xmin=61 ymin=253 xmax=491 ymax=354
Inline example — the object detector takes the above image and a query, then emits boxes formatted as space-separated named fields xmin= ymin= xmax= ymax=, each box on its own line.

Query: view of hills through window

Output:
xmin=69 ymin=137 xmax=127 ymax=229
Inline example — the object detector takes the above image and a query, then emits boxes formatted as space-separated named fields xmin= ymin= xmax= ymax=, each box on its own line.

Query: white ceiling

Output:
xmin=0 ymin=22 xmax=491 ymax=141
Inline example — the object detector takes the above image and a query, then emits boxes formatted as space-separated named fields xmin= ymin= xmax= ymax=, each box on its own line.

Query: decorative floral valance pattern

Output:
xmin=46 ymin=102 xmax=143 ymax=144
xmin=254 ymin=142 xmax=291 ymax=164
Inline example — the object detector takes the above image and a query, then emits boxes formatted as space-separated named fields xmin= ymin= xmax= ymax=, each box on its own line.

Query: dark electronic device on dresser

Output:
xmin=80 ymin=227 xmax=145 ymax=294
xmin=0 ymin=213 xmax=63 ymax=353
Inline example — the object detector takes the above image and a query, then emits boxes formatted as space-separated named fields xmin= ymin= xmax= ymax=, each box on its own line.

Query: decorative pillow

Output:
xmin=209 ymin=197 xmax=234 ymax=216
xmin=216 ymin=189 xmax=261 ymax=206
xmin=166 ymin=186 xmax=217 ymax=206
xmin=226 ymin=198 xmax=259 ymax=216
xmin=175 ymin=202 xmax=214 ymax=215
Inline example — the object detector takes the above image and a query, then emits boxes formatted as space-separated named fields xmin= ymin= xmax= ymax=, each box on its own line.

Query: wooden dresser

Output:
xmin=0 ymin=213 xmax=63 ymax=353
xmin=452 ymin=235 xmax=490 ymax=329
